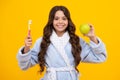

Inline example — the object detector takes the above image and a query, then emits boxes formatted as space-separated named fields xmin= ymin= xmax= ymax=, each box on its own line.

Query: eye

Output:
xmin=54 ymin=17 xmax=59 ymax=20
xmin=62 ymin=17 xmax=67 ymax=20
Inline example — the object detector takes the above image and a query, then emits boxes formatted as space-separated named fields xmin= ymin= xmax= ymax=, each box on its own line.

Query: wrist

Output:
xmin=23 ymin=47 xmax=30 ymax=53
xmin=89 ymin=36 xmax=98 ymax=44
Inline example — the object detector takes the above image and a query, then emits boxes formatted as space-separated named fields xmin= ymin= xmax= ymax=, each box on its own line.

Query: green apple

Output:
xmin=79 ymin=24 xmax=90 ymax=34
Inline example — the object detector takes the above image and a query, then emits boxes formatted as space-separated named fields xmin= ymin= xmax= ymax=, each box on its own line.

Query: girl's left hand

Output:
xmin=84 ymin=24 xmax=98 ymax=44
xmin=84 ymin=24 xmax=96 ymax=38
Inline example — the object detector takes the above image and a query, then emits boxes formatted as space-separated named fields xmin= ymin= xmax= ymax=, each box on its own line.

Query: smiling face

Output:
xmin=53 ymin=10 xmax=68 ymax=36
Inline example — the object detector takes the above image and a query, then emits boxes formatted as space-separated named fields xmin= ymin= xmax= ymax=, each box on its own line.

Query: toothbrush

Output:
xmin=28 ymin=20 xmax=32 ymax=36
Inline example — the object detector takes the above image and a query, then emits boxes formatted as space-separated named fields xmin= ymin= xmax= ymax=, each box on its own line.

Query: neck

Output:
xmin=56 ymin=31 xmax=65 ymax=37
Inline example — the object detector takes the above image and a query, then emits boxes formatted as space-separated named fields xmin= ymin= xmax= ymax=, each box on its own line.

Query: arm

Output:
xmin=80 ymin=37 xmax=107 ymax=63
xmin=80 ymin=24 xmax=107 ymax=63
xmin=16 ymin=38 xmax=42 ymax=70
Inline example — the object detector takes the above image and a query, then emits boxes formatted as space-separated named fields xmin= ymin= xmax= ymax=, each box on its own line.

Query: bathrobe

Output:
xmin=17 ymin=31 xmax=107 ymax=80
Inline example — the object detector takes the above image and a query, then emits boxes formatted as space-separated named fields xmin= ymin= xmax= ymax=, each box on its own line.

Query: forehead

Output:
xmin=54 ymin=10 xmax=66 ymax=17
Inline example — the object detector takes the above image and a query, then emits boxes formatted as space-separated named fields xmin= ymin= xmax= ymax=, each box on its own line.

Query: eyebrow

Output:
xmin=54 ymin=16 xmax=67 ymax=18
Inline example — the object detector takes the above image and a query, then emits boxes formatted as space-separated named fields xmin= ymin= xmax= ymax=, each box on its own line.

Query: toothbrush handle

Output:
xmin=28 ymin=29 xmax=31 ymax=38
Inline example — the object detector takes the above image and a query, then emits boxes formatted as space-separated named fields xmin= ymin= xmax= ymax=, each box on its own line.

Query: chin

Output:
xmin=57 ymin=29 xmax=65 ymax=32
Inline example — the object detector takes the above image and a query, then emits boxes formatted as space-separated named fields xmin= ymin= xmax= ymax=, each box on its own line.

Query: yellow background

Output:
xmin=0 ymin=0 xmax=120 ymax=80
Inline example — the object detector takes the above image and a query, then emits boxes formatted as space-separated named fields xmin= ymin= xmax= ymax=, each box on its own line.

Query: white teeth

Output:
xmin=57 ymin=25 xmax=64 ymax=26
xmin=58 ymin=26 xmax=63 ymax=28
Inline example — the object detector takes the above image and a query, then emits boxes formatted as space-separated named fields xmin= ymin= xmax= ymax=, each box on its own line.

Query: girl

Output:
xmin=17 ymin=5 xmax=107 ymax=80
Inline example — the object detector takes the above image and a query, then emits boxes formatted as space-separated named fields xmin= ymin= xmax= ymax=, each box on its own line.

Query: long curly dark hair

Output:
xmin=38 ymin=5 xmax=82 ymax=73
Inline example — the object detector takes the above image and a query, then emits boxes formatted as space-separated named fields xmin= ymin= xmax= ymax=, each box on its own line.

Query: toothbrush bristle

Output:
xmin=28 ymin=20 xmax=32 ymax=24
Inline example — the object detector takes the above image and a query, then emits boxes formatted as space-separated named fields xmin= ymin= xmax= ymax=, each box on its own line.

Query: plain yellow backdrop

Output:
xmin=0 ymin=0 xmax=120 ymax=80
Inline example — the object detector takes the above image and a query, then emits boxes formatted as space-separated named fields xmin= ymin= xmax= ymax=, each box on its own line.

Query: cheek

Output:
xmin=53 ymin=21 xmax=57 ymax=25
xmin=53 ymin=21 xmax=57 ymax=29
xmin=65 ymin=21 xmax=68 ymax=26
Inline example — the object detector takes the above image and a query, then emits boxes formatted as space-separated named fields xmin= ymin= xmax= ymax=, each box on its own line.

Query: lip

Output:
xmin=56 ymin=25 xmax=65 ymax=28
xmin=57 ymin=25 xmax=64 ymax=27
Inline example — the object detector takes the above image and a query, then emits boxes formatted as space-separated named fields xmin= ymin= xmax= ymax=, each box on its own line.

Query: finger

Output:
xmin=26 ymin=42 xmax=32 ymax=45
xmin=25 ymin=36 xmax=32 ymax=39
xmin=27 ymin=35 xmax=32 ymax=39
xmin=83 ymin=33 xmax=85 ymax=36
xmin=88 ymin=23 xmax=93 ymax=27
xmin=25 ymin=39 xmax=32 ymax=43
xmin=27 ymin=39 xmax=32 ymax=43
xmin=25 ymin=42 xmax=32 ymax=46
xmin=88 ymin=24 xmax=94 ymax=30
xmin=25 ymin=38 xmax=32 ymax=43
xmin=84 ymin=33 xmax=88 ymax=36
xmin=25 ymin=44 xmax=32 ymax=47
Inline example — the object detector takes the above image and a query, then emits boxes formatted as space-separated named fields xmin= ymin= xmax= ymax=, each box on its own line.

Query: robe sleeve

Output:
xmin=80 ymin=37 xmax=107 ymax=63
xmin=16 ymin=37 xmax=42 ymax=70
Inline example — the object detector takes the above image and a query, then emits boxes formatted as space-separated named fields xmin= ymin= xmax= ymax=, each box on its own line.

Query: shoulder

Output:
xmin=79 ymin=37 xmax=85 ymax=44
xmin=34 ymin=37 xmax=43 ymax=44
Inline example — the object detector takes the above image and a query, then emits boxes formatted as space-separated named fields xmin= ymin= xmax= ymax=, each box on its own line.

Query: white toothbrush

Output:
xmin=28 ymin=20 xmax=32 ymax=30
xmin=28 ymin=20 xmax=32 ymax=36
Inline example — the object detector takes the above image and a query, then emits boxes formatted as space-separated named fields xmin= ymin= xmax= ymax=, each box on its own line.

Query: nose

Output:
xmin=58 ymin=19 xmax=63 ymax=23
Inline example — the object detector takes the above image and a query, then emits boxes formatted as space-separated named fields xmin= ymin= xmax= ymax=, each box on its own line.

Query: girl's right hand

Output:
xmin=23 ymin=30 xmax=32 ymax=53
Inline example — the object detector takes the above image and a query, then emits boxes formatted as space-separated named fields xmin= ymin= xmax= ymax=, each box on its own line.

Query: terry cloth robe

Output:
xmin=17 ymin=31 xmax=107 ymax=80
